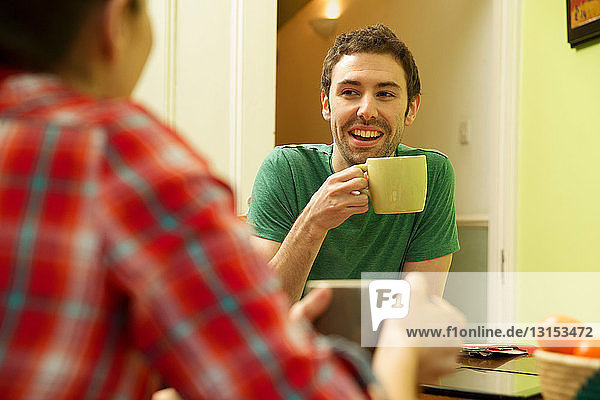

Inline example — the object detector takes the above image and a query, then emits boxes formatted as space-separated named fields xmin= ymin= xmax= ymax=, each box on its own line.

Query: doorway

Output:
xmin=275 ymin=0 xmax=521 ymax=323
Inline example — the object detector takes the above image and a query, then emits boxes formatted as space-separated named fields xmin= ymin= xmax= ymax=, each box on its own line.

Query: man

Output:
xmin=248 ymin=25 xmax=459 ymax=301
xmin=0 ymin=2 xmax=462 ymax=399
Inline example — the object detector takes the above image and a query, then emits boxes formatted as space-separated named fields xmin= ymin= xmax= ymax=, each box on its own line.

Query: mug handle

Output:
xmin=354 ymin=163 xmax=370 ymax=197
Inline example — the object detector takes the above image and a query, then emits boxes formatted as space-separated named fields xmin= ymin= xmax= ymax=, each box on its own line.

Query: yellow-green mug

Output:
xmin=356 ymin=155 xmax=427 ymax=214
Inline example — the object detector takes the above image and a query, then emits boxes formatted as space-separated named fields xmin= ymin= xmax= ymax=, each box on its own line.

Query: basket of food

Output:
xmin=535 ymin=349 xmax=600 ymax=400
xmin=534 ymin=314 xmax=600 ymax=400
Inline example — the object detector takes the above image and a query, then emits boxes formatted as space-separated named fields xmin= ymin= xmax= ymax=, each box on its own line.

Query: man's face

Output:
xmin=322 ymin=53 xmax=420 ymax=171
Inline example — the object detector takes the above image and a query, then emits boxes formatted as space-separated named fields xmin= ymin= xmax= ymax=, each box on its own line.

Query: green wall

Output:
xmin=518 ymin=0 xmax=600 ymax=322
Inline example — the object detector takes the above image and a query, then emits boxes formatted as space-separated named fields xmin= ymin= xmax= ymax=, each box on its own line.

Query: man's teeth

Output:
xmin=352 ymin=129 xmax=381 ymax=138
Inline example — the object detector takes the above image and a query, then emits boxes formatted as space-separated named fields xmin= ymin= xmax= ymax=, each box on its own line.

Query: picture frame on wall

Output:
xmin=567 ymin=0 xmax=600 ymax=47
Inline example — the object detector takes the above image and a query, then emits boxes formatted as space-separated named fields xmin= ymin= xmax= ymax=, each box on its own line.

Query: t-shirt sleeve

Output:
xmin=247 ymin=148 xmax=298 ymax=243
xmin=404 ymin=154 xmax=460 ymax=262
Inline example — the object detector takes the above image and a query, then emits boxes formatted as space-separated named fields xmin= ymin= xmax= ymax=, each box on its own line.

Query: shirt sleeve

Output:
xmin=99 ymin=109 xmax=367 ymax=399
xmin=404 ymin=153 xmax=460 ymax=262
xmin=247 ymin=147 xmax=298 ymax=243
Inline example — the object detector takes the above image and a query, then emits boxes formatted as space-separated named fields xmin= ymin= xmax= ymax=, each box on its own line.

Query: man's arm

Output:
xmin=252 ymin=166 xmax=369 ymax=302
xmin=402 ymin=254 xmax=452 ymax=297
xmin=400 ymin=154 xmax=458 ymax=298
xmin=252 ymin=204 xmax=332 ymax=303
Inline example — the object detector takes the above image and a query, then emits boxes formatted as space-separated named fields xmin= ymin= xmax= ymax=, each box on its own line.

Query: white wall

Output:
xmin=394 ymin=1 xmax=493 ymax=218
xmin=134 ymin=0 xmax=276 ymax=214
xmin=238 ymin=2 xmax=278 ymax=213
xmin=175 ymin=0 xmax=234 ymax=179
xmin=277 ymin=0 xmax=494 ymax=218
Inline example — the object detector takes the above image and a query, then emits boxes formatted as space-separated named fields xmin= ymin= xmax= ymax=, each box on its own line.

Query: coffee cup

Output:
xmin=356 ymin=155 xmax=427 ymax=214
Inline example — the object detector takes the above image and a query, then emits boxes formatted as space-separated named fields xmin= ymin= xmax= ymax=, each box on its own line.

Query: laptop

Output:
xmin=421 ymin=367 xmax=542 ymax=399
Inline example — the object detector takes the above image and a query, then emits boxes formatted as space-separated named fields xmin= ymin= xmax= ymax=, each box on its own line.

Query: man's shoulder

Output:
xmin=396 ymin=144 xmax=451 ymax=168
xmin=266 ymin=143 xmax=332 ymax=166
xmin=397 ymin=144 xmax=449 ymax=159
xmin=274 ymin=143 xmax=332 ymax=156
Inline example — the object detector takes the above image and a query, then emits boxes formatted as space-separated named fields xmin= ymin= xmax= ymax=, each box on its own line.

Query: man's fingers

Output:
xmin=328 ymin=166 xmax=366 ymax=184
xmin=328 ymin=176 xmax=368 ymax=195
xmin=345 ymin=176 xmax=369 ymax=191
xmin=343 ymin=165 xmax=368 ymax=178
xmin=289 ymin=287 xmax=332 ymax=324
xmin=347 ymin=193 xmax=369 ymax=207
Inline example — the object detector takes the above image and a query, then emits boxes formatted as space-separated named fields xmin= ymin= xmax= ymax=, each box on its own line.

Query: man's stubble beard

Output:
xmin=333 ymin=117 xmax=406 ymax=167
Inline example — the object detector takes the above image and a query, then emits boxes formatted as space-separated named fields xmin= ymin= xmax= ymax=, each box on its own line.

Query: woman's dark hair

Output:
xmin=0 ymin=0 xmax=139 ymax=72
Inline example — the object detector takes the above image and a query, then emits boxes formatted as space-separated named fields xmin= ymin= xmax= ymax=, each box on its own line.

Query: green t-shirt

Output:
xmin=247 ymin=144 xmax=459 ymax=280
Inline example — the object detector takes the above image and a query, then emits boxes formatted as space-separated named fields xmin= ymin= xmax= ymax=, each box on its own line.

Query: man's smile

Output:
xmin=346 ymin=125 xmax=385 ymax=147
xmin=349 ymin=128 xmax=383 ymax=140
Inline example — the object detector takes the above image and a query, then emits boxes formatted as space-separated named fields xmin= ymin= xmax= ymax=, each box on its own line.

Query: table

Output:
xmin=418 ymin=354 xmax=541 ymax=399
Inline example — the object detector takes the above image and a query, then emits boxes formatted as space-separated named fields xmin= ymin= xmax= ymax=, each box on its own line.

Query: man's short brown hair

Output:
xmin=321 ymin=24 xmax=421 ymax=109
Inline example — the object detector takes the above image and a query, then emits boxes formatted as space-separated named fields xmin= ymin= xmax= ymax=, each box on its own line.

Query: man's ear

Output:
xmin=404 ymin=94 xmax=421 ymax=127
xmin=101 ymin=0 xmax=129 ymax=61
xmin=321 ymin=89 xmax=331 ymax=121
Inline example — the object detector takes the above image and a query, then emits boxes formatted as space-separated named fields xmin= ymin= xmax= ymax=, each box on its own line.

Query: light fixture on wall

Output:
xmin=310 ymin=0 xmax=340 ymax=38
xmin=309 ymin=18 xmax=338 ymax=38
xmin=325 ymin=0 xmax=341 ymax=19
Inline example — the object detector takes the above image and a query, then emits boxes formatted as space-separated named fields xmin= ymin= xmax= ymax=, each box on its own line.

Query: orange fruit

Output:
xmin=537 ymin=314 xmax=581 ymax=354
xmin=574 ymin=339 xmax=600 ymax=359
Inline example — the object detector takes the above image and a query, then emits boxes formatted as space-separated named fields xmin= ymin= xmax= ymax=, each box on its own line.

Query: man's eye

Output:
xmin=377 ymin=91 xmax=396 ymax=98
xmin=341 ymin=89 xmax=359 ymax=96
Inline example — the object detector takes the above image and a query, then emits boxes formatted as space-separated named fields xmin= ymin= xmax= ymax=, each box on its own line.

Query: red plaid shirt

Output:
xmin=0 ymin=71 xmax=367 ymax=399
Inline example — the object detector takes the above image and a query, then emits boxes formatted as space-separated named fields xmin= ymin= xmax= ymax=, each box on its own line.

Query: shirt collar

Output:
xmin=0 ymin=65 xmax=21 ymax=85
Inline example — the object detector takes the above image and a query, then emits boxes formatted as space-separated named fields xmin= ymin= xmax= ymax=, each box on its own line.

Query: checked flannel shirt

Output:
xmin=0 ymin=70 xmax=368 ymax=399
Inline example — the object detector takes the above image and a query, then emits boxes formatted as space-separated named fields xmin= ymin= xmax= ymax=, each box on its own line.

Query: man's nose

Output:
xmin=357 ymin=95 xmax=378 ymax=121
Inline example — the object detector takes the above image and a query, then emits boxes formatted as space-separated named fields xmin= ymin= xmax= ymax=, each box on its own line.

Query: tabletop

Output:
xmin=418 ymin=354 xmax=541 ymax=399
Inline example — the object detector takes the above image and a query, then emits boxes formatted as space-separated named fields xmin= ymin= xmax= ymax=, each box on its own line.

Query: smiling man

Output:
xmin=248 ymin=25 xmax=459 ymax=301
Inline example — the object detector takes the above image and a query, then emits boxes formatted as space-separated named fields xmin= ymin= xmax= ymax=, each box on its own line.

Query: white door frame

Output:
xmin=138 ymin=0 xmax=276 ymax=215
xmin=487 ymin=0 xmax=522 ymax=324
xmin=230 ymin=0 xmax=277 ymax=215
xmin=229 ymin=0 xmax=244 ymax=209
